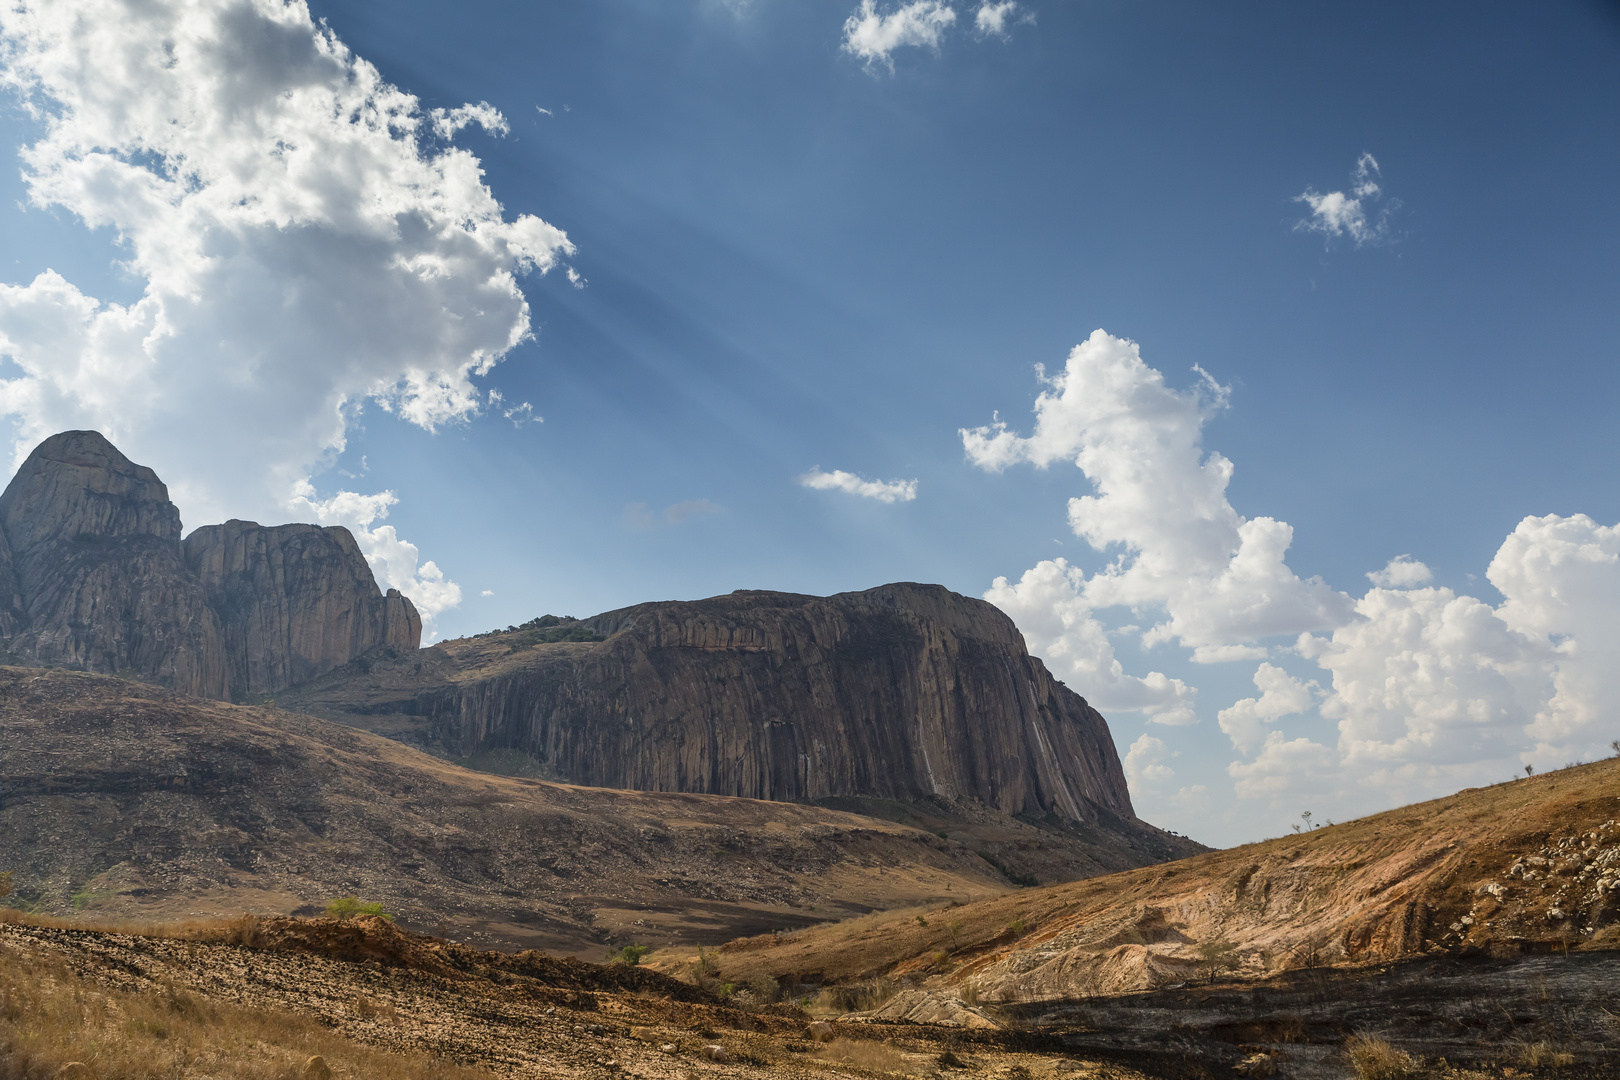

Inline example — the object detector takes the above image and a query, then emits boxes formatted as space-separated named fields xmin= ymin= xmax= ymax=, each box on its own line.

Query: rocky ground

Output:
xmin=0 ymin=914 xmax=1164 ymax=1080
xmin=4 ymin=911 xmax=1611 ymax=1080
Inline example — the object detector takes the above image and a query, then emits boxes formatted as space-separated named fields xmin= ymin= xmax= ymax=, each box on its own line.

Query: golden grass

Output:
xmin=1344 ymin=1034 xmax=1425 ymax=1080
xmin=1514 ymin=1041 xmax=1575 ymax=1069
xmin=814 ymin=1037 xmax=916 ymax=1074
xmin=0 ymin=938 xmax=494 ymax=1080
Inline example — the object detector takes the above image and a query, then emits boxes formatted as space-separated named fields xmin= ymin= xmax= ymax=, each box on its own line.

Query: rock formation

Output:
xmin=288 ymin=584 xmax=1138 ymax=829
xmin=184 ymin=520 xmax=421 ymax=696
xmin=0 ymin=431 xmax=228 ymax=698
xmin=0 ymin=431 xmax=420 ymax=699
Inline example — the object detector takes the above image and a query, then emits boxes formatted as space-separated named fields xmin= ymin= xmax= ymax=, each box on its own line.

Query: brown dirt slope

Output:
xmin=0 ymin=667 xmax=1013 ymax=954
xmin=709 ymin=758 xmax=1620 ymax=1003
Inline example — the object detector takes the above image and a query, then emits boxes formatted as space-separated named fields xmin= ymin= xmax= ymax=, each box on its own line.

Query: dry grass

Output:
xmin=0 ymin=939 xmax=494 ymax=1080
xmin=1514 ymin=1041 xmax=1575 ymax=1069
xmin=815 ymin=1037 xmax=916 ymax=1074
xmin=0 ymin=907 xmax=267 ymax=946
xmin=1345 ymin=1034 xmax=1425 ymax=1080
xmin=815 ymin=978 xmax=899 ymax=1014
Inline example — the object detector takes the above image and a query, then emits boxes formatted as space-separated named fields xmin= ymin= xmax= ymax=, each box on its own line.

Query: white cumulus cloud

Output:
xmin=0 ymin=0 xmax=574 ymax=635
xmin=984 ymin=558 xmax=1196 ymax=725
xmin=841 ymin=0 xmax=956 ymax=71
xmin=1294 ymin=152 xmax=1396 ymax=248
xmin=1367 ymin=554 xmax=1433 ymax=588
xmin=964 ymin=330 xmax=1352 ymax=658
xmin=1217 ymin=662 xmax=1319 ymax=753
xmin=973 ymin=1 xmax=1029 ymax=38
xmin=798 ymin=466 xmax=918 ymax=503
xmin=1234 ymin=515 xmax=1619 ymax=814
xmin=1123 ymin=733 xmax=1175 ymax=790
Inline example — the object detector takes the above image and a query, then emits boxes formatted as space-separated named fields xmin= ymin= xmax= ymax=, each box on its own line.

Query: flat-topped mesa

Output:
xmin=292 ymin=584 xmax=1137 ymax=827
xmin=184 ymin=520 xmax=422 ymax=697
xmin=0 ymin=431 xmax=420 ymax=699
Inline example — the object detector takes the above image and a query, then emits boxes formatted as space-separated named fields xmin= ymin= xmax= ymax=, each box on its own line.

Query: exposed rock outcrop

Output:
xmin=184 ymin=520 xmax=422 ymax=696
xmin=287 ymin=585 xmax=1148 ymax=834
xmin=0 ymin=431 xmax=420 ymax=699
xmin=0 ymin=431 xmax=228 ymax=698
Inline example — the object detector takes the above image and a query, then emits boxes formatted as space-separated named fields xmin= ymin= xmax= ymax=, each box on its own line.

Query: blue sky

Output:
xmin=0 ymin=0 xmax=1616 ymax=845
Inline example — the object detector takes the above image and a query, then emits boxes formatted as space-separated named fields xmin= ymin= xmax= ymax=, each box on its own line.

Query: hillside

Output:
xmin=0 ymin=667 xmax=1022 ymax=954
xmin=703 ymin=757 xmax=1620 ymax=1007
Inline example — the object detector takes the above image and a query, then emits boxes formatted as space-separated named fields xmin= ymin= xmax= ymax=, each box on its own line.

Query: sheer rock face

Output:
xmin=292 ymin=584 xmax=1136 ymax=826
xmin=184 ymin=520 xmax=423 ymax=696
xmin=0 ymin=431 xmax=420 ymax=699
xmin=0 ymin=432 xmax=228 ymax=698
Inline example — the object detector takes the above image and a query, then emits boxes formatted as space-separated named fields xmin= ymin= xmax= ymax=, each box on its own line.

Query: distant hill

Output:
xmin=0 ymin=667 xmax=1022 ymax=954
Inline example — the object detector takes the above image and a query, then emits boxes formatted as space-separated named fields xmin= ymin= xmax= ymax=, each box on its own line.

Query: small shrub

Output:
xmin=1007 ymin=918 xmax=1028 ymax=937
xmin=817 ymin=979 xmax=897 ymax=1013
xmin=325 ymin=897 xmax=393 ymax=922
xmin=614 ymin=943 xmax=651 ymax=966
xmin=743 ymin=973 xmax=780 ymax=1002
xmin=915 ymin=914 xmax=929 ymax=928
xmin=945 ymin=920 xmax=963 ymax=948
xmin=1346 ymin=1034 xmax=1424 ymax=1080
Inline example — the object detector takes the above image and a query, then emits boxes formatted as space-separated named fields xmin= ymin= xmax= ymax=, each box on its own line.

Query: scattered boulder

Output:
xmin=701 ymin=1044 xmax=732 ymax=1063
xmin=301 ymin=1058 xmax=331 ymax=1080
xmin=806 ymin=1020 xmax=836 ymax=1042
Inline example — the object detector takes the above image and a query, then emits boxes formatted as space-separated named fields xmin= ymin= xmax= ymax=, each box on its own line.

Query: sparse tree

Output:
xmin=1525 ymin=764 xmax=1535 ymax=778
xmin=614 ymin=944 xmax=651 ymax=965
xmin=945 ymin=920 xmax=964 ymax=950
xmin=1196 ymin=937 xmax=1241 ymax=983
xmin=325 ymin=896 xmax=393 ymax=922
xmin=1611 ymin=739 xmax=1619 ymax=759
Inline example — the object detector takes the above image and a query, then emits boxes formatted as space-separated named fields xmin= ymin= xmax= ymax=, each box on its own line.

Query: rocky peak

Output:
xmin=0 ymin=430 xmax=182 ymax=556
xmin=0 ymin=431 xmax=420 ymax=699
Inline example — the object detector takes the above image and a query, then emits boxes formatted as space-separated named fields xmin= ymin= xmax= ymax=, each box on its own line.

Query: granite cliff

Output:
xmin=284 ymin=585 xmax=1199 ymax=875
xmin=184 ymin=520 xmax=421 ymax=696
xmin=0 ymin=431 xmax=420 ymax=699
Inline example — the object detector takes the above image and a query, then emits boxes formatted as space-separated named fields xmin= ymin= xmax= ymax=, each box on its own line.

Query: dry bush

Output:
xmin=1515 ymin=1041 xmax=1575 ymax=1069
xmin=816 ymin=1037 xmax=915 ymax=1074
xmin=1345 ymin=1034 xmax=1425 ymax=1080
xmin=817 ymin=978 xmax=897 ymax=1013
xmin=0 ymin=940 xmax=493 ymax=1080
